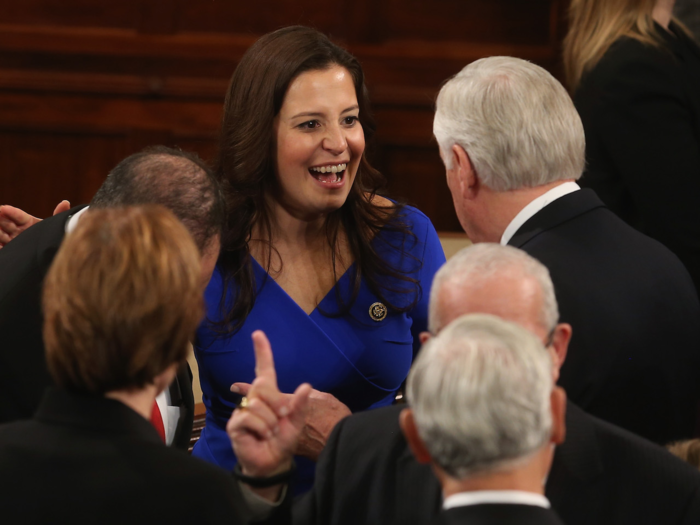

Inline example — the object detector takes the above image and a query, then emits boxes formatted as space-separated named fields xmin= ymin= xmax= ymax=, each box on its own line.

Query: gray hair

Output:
xmin=428 ymin=243 xmax=558 ymax=334
xmin=407 ymin=313 xmax=553 ymax=479
xmin=433 ymin=56 xmax=585 ymax=191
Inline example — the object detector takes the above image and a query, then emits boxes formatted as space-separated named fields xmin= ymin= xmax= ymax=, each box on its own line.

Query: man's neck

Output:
xmin=438 ymin=446 xmax=551 ymax=499
xmin=472 ymin=181 xmax=571 ymax=243
xmin=441 ymin=470 xmax=545 ymax=499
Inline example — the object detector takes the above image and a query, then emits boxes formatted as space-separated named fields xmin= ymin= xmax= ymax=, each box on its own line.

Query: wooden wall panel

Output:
xmin=0 ymin=1 xmax=138 ymax=29
xmin=0 ymin=0 xmax=567 ymax=231
xmin=380 ymin=0 xmax=553 ymax=44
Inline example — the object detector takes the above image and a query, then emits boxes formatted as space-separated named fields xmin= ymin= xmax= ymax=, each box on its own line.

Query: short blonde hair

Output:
xmin=563 ymin=0 xmax=691 ymax=91
xmin=43 ymin=205 xmax=203 ymax=394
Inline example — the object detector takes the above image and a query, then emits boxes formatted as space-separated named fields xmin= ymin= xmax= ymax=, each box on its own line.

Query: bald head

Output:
xmin=429 ymin=244 xmax=557 ymax=336
xmin=427 ymin=244 xmax=572 ymax=377
xmin=90 ymin=146 xmax=225 ymax=253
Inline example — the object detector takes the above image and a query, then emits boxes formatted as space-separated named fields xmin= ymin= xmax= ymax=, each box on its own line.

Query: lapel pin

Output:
xmin=369 ymin=302 xmax=388 ymax=322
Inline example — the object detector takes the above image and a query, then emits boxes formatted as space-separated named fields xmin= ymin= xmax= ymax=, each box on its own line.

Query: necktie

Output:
xmin=150 ymin=400 xmax=166 ymax=443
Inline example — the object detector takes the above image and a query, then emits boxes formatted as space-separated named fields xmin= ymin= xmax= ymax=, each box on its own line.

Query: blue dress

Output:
xmin=192 ymin=205 xmax=445 ymax=491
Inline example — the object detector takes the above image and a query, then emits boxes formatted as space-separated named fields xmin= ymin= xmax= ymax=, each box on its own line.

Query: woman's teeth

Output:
xmin=309 ymin=163 xmax=347 ymax=183
xmin=310 ymin=163 xmax=347 ymax=174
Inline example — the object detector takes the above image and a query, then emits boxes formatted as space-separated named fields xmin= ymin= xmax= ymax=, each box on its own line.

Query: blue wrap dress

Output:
xmin=192 ymin=205 xmax=445 ymax=492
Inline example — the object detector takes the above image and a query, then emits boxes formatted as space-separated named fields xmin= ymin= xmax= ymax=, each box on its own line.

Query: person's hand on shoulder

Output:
xmin=0 ymin=200 xmax=70 ymax=248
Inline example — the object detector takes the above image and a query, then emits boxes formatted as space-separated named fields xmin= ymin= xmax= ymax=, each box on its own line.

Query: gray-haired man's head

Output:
xmin=433 ymin=56 xmax=585 ymax=192
xmin=406 ymin=314 xmax=558 ymax=479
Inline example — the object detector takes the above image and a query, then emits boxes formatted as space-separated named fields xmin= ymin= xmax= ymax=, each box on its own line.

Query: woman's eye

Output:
xmin=343 ymin=116 xmax=359 ymax=126
xmin=299 ymin=120 xmax=320 ymax=130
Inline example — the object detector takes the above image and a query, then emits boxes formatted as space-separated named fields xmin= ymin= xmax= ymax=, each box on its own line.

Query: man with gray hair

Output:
xmin=433 ymin=56 xmax=700 ymax=445
xmin=400 ymin=313 xmax=566 ymax=525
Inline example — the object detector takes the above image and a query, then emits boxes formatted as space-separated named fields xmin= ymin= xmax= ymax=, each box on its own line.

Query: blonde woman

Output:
xmin=564 ymin=0 xmax=700 ymax=296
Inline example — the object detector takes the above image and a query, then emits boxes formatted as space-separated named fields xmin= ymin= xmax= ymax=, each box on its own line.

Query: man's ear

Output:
xmin=452 ymin=144 xmax=478 ymax=200
xmin=550 ymin=386 xmax=567 ymax=446
xmin=419 ymin=331 xmax=432 ymax=345
xmin=399 ymin=408 xmax=432 ymax=464
xmin=551 ymin=323 xmax=571 ymax=373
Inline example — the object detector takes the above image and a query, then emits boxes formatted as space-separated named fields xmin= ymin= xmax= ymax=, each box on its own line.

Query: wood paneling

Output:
xmin=0 ymin=0 xmax=566 ymax=230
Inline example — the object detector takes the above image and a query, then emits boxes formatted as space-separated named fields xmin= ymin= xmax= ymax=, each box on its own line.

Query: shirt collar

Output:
xmin=500 ymin=182 xmax=580 ymax=246
xmin=65 ymin=206 xmax=90 ymax=234
xmin=443 ymin=490 xmax=550 ymax=510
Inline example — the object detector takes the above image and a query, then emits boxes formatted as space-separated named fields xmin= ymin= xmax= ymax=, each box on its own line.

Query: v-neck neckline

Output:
xmin=250 ymin=256 xmax=357 ymax=316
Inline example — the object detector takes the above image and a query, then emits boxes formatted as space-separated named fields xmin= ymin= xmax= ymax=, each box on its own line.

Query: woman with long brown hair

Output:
xmin=193 ymin=26 xmax=444 ymax=491
xmin=0 ymin=26 xmax=444 ymax=492
xmin=564 ymin=0 xmax=700 ymax=295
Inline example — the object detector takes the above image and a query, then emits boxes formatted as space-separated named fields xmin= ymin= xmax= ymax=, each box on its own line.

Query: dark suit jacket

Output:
xmin=0 ymin=207 xmax=194 ymax=449
xmin=293 ymin=402 xmax=700 ymax=525
xmin=431 ymin=504 xmax=564 ymax=525
xmin=507 ymin=189 xmax=700 ymax=443
xmin=0 ymin=388 xmax=243 ymax=525
xmin=575 ymin=23 xmax=700 ymax=294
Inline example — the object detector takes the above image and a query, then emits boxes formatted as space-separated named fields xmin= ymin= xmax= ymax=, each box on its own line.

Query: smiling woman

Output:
xmin=192 ymin=26 xmax=445 ymax=492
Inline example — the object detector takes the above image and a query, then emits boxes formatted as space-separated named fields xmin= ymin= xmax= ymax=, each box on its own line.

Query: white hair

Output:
xmin=407 ymin=313 xmax=553 ymax=479
xmin=433 ymin=56 xmax=585 ymax=191
xmin=428 ymin=243 xmax=558 ymax=334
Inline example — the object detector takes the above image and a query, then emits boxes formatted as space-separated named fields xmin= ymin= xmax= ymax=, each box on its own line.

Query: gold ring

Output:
xmin=238 ymin=396 xmax=250 ymax=409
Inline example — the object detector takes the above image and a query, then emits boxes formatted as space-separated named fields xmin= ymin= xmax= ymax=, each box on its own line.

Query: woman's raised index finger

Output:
xmin=252 ymin=330 xmax=278 ymax=385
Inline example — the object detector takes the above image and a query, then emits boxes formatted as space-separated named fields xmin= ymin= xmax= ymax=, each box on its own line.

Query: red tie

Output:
xmin=150 ymin=400 xmax=166 ymax=443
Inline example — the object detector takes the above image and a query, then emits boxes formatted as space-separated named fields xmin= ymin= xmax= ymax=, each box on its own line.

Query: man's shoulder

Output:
xmin=559 ymin=405 xmax=700 ymax=524
xmin=522 ymin=190 xmax=692 ymax=276
xmin=335 ymin=404 xmax=405 ymax=445
xmin=323 ymin=404 xmax=414 ymax=481
xmin=589 ymin=409 xmax=700 ymax=484
xmin=0 ymin=207 xmax=84 ymax=276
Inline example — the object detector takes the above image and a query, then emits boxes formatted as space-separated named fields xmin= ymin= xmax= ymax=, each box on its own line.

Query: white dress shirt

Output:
xmin=443 ymin=490 xmax=551 ymax=510
xmin=500 ymin=182 xmax=580 ymax=246
xmin=65 ymin=204 xmax=179 ymax=445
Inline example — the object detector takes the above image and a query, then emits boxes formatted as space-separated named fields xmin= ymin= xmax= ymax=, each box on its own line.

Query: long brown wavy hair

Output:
xmin=213 ymin=26 xmax=420 ymax=334
xmin=563 ymin=0 xmax=691 ymax=91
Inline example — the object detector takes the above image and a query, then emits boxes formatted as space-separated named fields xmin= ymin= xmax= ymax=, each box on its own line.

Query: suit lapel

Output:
xmin=546 ymin=402 xmax=604 ymax=525
xmin=507 ymin=190 xmax=606 ymax=249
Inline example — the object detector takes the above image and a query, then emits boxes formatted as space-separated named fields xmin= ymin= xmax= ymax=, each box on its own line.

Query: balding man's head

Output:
xmin=428 ymin=244 xmax=571 ymax=376
xmin=90 ymin=146 xmax=225 ymax=254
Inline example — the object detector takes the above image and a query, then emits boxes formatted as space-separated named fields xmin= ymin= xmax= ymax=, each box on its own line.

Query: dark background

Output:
xmin=0 ymin=0 xmax=568 ymax=232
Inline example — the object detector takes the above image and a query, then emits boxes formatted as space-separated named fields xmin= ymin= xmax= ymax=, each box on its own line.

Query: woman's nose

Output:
xmin=322 ymin=125 xmax=347 ymax=154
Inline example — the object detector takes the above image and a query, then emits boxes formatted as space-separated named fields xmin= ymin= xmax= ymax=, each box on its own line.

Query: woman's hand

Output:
xmin=232 ymin=381 xmax=351 ymax=462
xmin=226 ymin=331 xmax=311 ymax=485
xmin=0 ymin=201 xmax=70 ymax=247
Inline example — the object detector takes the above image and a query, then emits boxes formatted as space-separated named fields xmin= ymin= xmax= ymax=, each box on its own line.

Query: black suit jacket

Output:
xmin=575 ymin=23 xmax=700 ymax=294
xmin=507 ymin=189 xmax=700 ymax=443
xmin=0 ymin=207 xmax=194 ymax=449
xmin=431 ymin=504 xmax=564 ymax=525
xmin=0 ymin=388 xmax=243 ymax=525
xmin=293 ymin=402 xmax=700 ymax=525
